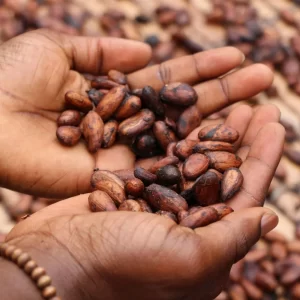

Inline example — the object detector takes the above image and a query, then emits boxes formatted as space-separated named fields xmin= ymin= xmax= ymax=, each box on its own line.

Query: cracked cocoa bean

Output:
xmin=205 ymin=151 xmax=242 ymax=172
xmin=102 ymin=120 xmax=118 ymax=148
xmin=153 ymin=121 xmax=178 ymax=150
xmin=198 ymin=124 xmax=239 ymax=143
xmin=65 ymin=91 xmax=93 ymax=112
xmin=183 ymin=153 xmax=210 ymax=180
xmin=57 ymin=110 xmax=81 ymax=126
xmin=56 ymin=126 xmax=81 ymax=146
xmin=88 ymin=190 xmax=117 ymax=212
xmin=221 ymin=167 xmax=244 ymax=201
xmin=141 ymin=85 xmax=165 ymax=117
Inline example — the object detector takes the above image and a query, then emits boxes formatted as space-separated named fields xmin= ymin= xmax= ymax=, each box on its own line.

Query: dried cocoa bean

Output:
xmin=164 ymin=117 xmax=177 ymax=132
xmin=118 ymin=109 xmax=155 ymax=138
xmin=188 ymin=206 xmax=202 ymax=214
xmin=229 ymin=284 xmax=247 ymax=300
xmin=198 ymin=124 xmax=239 ymax=143
xmin=114 ymin=94 xmax=142 ymax=120
xmin=65 ymin=91 xmax=93 ymax=112
xmin=81 ymin=111 xmax=104 ymax=153
xmin=155 ymin=210 xmax=177 ymax=222
xmin=209 ymin=203 xmax=234 ymax=219
xmin=149 ymin=156 xmax=179 ymax=173
xmin=221 ymin=168 xmax=243 ymax=201
xmin=179 ymin=207 xmax=219 ymax=229
xmin=144 ymin=184 xmax=188 ymax=213
xmin=132 ymin=133 xmax=160 ymax=158
xmin=102 ymin=120 xmax=118 ymax=148
xmin=166 ymin=142 xmax=176 ymax=156
xmin=205 ymin=151 xmax=242 ymax=172
xmin=119 ymin=199 xmax=141 ymax=212
xmin=177 ymin=105 xmax=202 ymax=139
xmin=141 ymin=86 xmax=165 ymax=117
xmin=241 ymin=278 xmax=263 ymax=300
xmin=207 ymin=169 xmax=223 ymax=181
xmin=137 ymin=199 xmax=153 ymax=213
xmin=108 ymin=69 xmax=127 ymax=85
xmin=178 ymin=210 xmax=189 ymax=222
xmin=94 ymin=170 xmax=125 ymax=188
xmin=134 ymin=167 xmax=157 ymax=186
xmin=193 ymin=141 xmax=234 ymax=153
xmin=96 ymin=86 xmax=126 ymax=121
xmin=270 ymin=242 xmax=288 ymax=260
xmin=280 ymin=267 xmax=300 ymax=286
xmin=255 ymin=271 xmax=278 ymax=292
xmin=88 ymin=191 xmax=117 ymax=212
xmin=175 ymin=139 xmax=198 ymax=160
xmin=91 ymin=77 xmax=120 ymax=89
xmin=260 ymin=260 xmax=275 ymax=275
xmin=57 ymin=110 xmax=81 ymax=126
xmin=125 ymin=178 xmax=144 ymax=197
xmin=56 ymin=126 xmax=81 ymax=146
xmin=113 ymin=169 xmax=135 ymax=182
xmin=87 ymin=89 xmax=105 ymax=107
xmin=156 ymin=165 xmax=181 ymax=186
xmin=183 ymin=153 xmax=210 ymax=180
xmin=160 ymin=82 xmax=198 ymax=106
xmin=153 ymin=121 xmax=178 ymax=150
xmin=193 ymin=171 xmax=220 ymax=206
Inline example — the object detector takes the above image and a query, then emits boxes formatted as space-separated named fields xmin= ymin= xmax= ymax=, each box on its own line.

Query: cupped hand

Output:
xmin=0 ymin=29 xmax=274 ymax=198
xmin=6 ymin=104 xmax=284 ymax=300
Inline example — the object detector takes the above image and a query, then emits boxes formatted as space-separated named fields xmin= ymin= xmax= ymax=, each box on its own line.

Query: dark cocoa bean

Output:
xmin=156 ymin=165 xmax=181 ymax=186
xmin=205 ymin=151 xmax=242 ymax=172
xmin=56 ymin=126 xmax=81 ymax=146
xmin=134 ymin=167 xmax=157 ymax=185
xmin=198 ymin=124 xmax=239 ymax=143
xmin=175 ymin=139 xmax=198 ymax=160
xmin=87 ymin=88 xmax=105 ymax=107
xmin=207 ymin=169 xmax=223 ymax=181
xmin=125 ymin=178 xmax=144 ymax=197
xmin=193 ymin=141 xmax=234 ymax=153
xmin=88 ymin=191 xmax=117 ymax=212
xmin=114 ymin=94 xmax=142 ymax=120
xmin=221 ymin=168 xmax=244 ymax=201
xmin=183 ymin=153 xmax=210 ymax=180
xmin=108 ymin=69 xmax=127 ymax=85
xmin=153 ymin=121 xmax=178 ymax=150
xmin=172 ymin=32 xmax=203 ymax=54
xmin=141 ymin=86 xmax=165 ymax=117
xmin=149 ymin=156 xmax=179 ymax=173
xmin=155 ymin=210 xmax=177 ymax=222
xmin=57 ymin=110 xmax=81 ymax=126
xmin=65 ymin=91 xmax=93 ymax=112
xmin=102 ymin=120 xmax=118 ymax=148
xmin=119 ymin=199 xmax=142 ymax=212
xmin=132 ymin=133 xmax=160 ymax=158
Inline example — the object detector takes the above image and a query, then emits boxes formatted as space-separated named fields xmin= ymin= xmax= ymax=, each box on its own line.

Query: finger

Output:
xmin=194 ymin=64 xmax=274 ymax=116
xmin=127 ymin=47 xmax=245 ymax=90
xmin=228 ymin=123 xmax=285 ymax=209
xmin=237 ymin=104 xmax=281 ymax=160
xmin=35 ymin=29 xmax=152 ymax=74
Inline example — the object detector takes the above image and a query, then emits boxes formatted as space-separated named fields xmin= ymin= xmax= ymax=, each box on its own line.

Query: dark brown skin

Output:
xmin=88 ymin=190 xmax=117 ymax=212
xmin=57 ymin=110 xmax=81 ymax=126
xmin=134 ymin=167 xmax=157 ymax=185
xmin=183 ymin=153 xmax=210 ymax=180
xmin=65 ymin=91 xmax=93 ymax=113
xmin=153 ymin=121 xmax=178 ymax=150
xmin=193 ymin=141 xmax=234 ymax=153
xmin=156 ymin=165 xmax=181 ymax=186
xmin=114 ymin=94 xmax=142 ymax=120
xmin=102 ymin=119 xmax=118 ymax=148
xmin=205 ymin=151 xmax=242 ymax=172
xmin=56 ymin=126 xmax=81 ymax=146
xmin=175 ymin=139 xmax=198 ymax=160
xmin=108 ymin=69 xmax=127 ymax=85
xmin=221 ymin=168 xmax=244 ymax=202
xmin=141 ymin=85 xmax=165 ymax=117
xmin=198 ymin=124 xmax=239 ymax=143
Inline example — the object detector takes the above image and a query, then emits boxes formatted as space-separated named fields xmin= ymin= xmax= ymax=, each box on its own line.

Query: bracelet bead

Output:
xmin=42 ymin=286 xmax=57 ymax=298
xmin=5 ymin=245 xmax=16 ymax=258
xmin=32 ymin=267 xmax=46 ymax=280
xmin=24 ymin=260 xmax=37 ymax=274
xmin=11 ymin=248 xmax=22 ymax=262
xmin=37 ymin=275 xmax=52 ymax=289
xmin=17 ymin=252 xmax=31 ymax=267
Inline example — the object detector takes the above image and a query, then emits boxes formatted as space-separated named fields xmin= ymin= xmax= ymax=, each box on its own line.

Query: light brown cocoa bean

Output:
xmin=198 ymin=124 xmax=239 ymax=143
xmin=137 ymin=199 xmax=153 ymax=213
xmin=132 ymin=133 xmax=160 ymax=158
xmin=287 ymin=241 xmax=300 ymax=254
xmin=230 ymin=260 xmax=245 ymax=283
xmin=166 ymin=142 xmax=176 ymax=156
xmin=160 ymin=82 xmax=198 ymax=106
xmin=179 ymin=207 xmax=219 ymax=229
xmin=113 ymin=169 xmax=135 ymax=182
xmin=155 ymin=210 xmax=177 ymax=222
xmin=221 ymin=168 xmax=243 ymax=201
xmin=141 ymin=86 xmax=165 ymax=117
xmin=57 ymin=110 xmax=81 ymax=126
xmin=144 ymin=184 xmax=188 ymax=213
xmin=96 ymin=170 xmax=125 ymax=188
xmin=193 ymin=141 xmax=234 ymax=153
xmin=108 ymin=69 xmax=127 ymax=85
xmin=149 ymin=156 xmax=179 ymax=174
xmin=81 ymin=111 xmax=104 ymax=153
xmin=125 ymin=178 xmax=144 ymax=197
xmin=270 ymin=242 xmax=288 ymax=260
xmin=229 ymin=284 xmax=247 ymax=300
xmin=91 ymin=77 xmax=120 ymax=89
xmin=177 ymin=210 xmax=189 ymax=222
xmin=134 ymin=167 xmax=157 ymax=186
xmin=205 ymin=151 xmax=242 ymax=172
xmin=102 ymin=120 xmax=118 ymax=148
xmin=156 ymin=165 xmax=181 ymax=186
xmin=114 ymin=94 xmax=142 ymax=120
xmin=88 ymin=191 xmax=117 ymax=212
xmin=183 ymin=153 xmax=209 ymax=180
xmin=118 ymin=109 xmax=155 ymax=138
xmin=255 ymin=271 xmax=278 ymax=292
xmin=209 ymin=203 xmax=234 ymax=219
xmin=65 ymin=91 xmax=93 ymax=112
xmin=91 ymin=170 xmax=126 ymax=205
xmin=175 ymin=139 xmax=198 ymax=160
xmin=153 ymin=121 xmax=178 ymax=150
xmin=193 ymin=171 xmax=220 ymax=206
xmin=87 ymin=89 xmax=105 ymax=107
xmin=119 ymin=200 xmax=141 ymax=212
xmin=241 ymin=278 xmax=263 ymax=300
xmin=56 ymin=126 xmax=81 ymax=146
xmin=176 ymin=105 xmax=202 ymax=139
xmin=96 ymin=86 xmax=126 ymax=121
xmin=207 ymin=169 xmax=223 ymax=181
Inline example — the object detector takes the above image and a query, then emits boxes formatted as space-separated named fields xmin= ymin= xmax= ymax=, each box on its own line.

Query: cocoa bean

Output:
xmin=270 ymin=242 xmax=288 ymax=260
xmin=207 ymin=169 xmax=223 ymax=181
xmin=153 ymin=121 xmax=178 ymax=150
xmin=193 ymin=171 xmax=220 ymax=206
xmin=284 ymin=147 xmax=300 ymax=165
xmin=132 ymin=133 xmax=160 ymax=158
xmin=245 ymin=248 xmax=268 ymax=263
xmin=114 ymin=94 xmax=142 ymax=120
xmin=179 ymin=207 xmax=219 ymax=229
xmin=91 ymin=170 xmax=126 ymax=205
xmin=160 ymin=82 xmax=198 ymax=106
xmin=241 ymin=278 xmax=263 ymax=300
xmin=93 ymin=170 xmax=125 ymax=188
xmin=177 ymin=105 xmax=202 ymax=139
xmin=88 ymin=191 xmax=117 ymax=212
xmin=166 ymin=142 xmax=177 ymax=157
xmin=118 ymin=109 xmax=155 ymax=138
xmin=156 ymin=165 xmax=181 ymax=186
xmin=209 ymin=203 xmax=234 ymax=219
xmin=198 ymin=124 xmax=239 ymax=143
xmin=144 ymin=184 xmax=188 ymax=213
xmin=260 ymin=259 xmax=275 ymax=275
xmin=149 ymin=156 xmax=179 ymax=173
xmin=96 ymin=86 xmax=126 ymax=121
xmin=141 ymin=86 xmax=165 ymax=117
xmin=205 ymin=151 xmax=242 ymax=172
xmin=255 ymin=271 xmax=278 ymax=292
xmin=183 ymin=153 xmax=210 ymax=180
xmin=131 ymin=88 xmax=143 ymax=97
xmin=155 ymin=210 xmax=177 ymax=222
xmin=280 ymin=267 xmax=300 ymax=286
xmin=91 ymin=77 xmax=120 ymax=89
xmin=193 ymin=141 xmax=234 ymax=153
xmin=281 ymin=57 xmax=300 ymax=87
xmin=291 ymin=283 xmax=300 ymax=299
xmin=175 ymin=139 xmax=198 ymax=160
xmin=56 ymin=126 xmax=81 ymax=146
xmin=221 ymin=167 xmax=243 ymax=201
xmin=229 ymin=284 xmax=247 ymax=300
xmin=134 ymin=167 xmax=157 ymax=186
xmin=65 ymin=91 xmax=93 ymax=112
xmin=119 ymin=200 xmax=141 ymax=212
xmin=108 ymin=69 xmax=127 ymax=85
xmin=137 ymin=199 xmax=153 ymax=213
xmin=125 ymin=178 xmax=144 ymax=197
xmin=177 ymin=210 xmax=189 ymax=222
xmin=81 ymin=111 xmax=104 ymax=153
xmin=102 ymin=120 xmax=118 ymax=148
xmin=87 ymin=89 xmax=105 ymax=107
xmin=164 ymin=117 xmax=177 ymax=132
xmin=57 ymin=110 xmax=81 ymax=126
xmin=188 ymin=206 xmax=202 ymax=214
xmin=113 ymin=169 xmax=135 ymax=182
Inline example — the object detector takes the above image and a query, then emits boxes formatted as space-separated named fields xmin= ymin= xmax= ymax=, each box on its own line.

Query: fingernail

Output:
xmin=260 ymin=212 xmax=278 ymax=236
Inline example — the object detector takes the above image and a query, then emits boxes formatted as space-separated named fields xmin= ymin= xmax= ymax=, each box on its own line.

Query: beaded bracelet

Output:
xmin=0 ymin=242 xmax=61 ymax=300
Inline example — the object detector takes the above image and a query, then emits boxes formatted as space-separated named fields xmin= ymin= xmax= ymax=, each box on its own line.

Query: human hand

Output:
xmin=0 ymin=29 xmax=273 ymax=198
xmin=5 ymin=104 xmax=284 ymax=300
